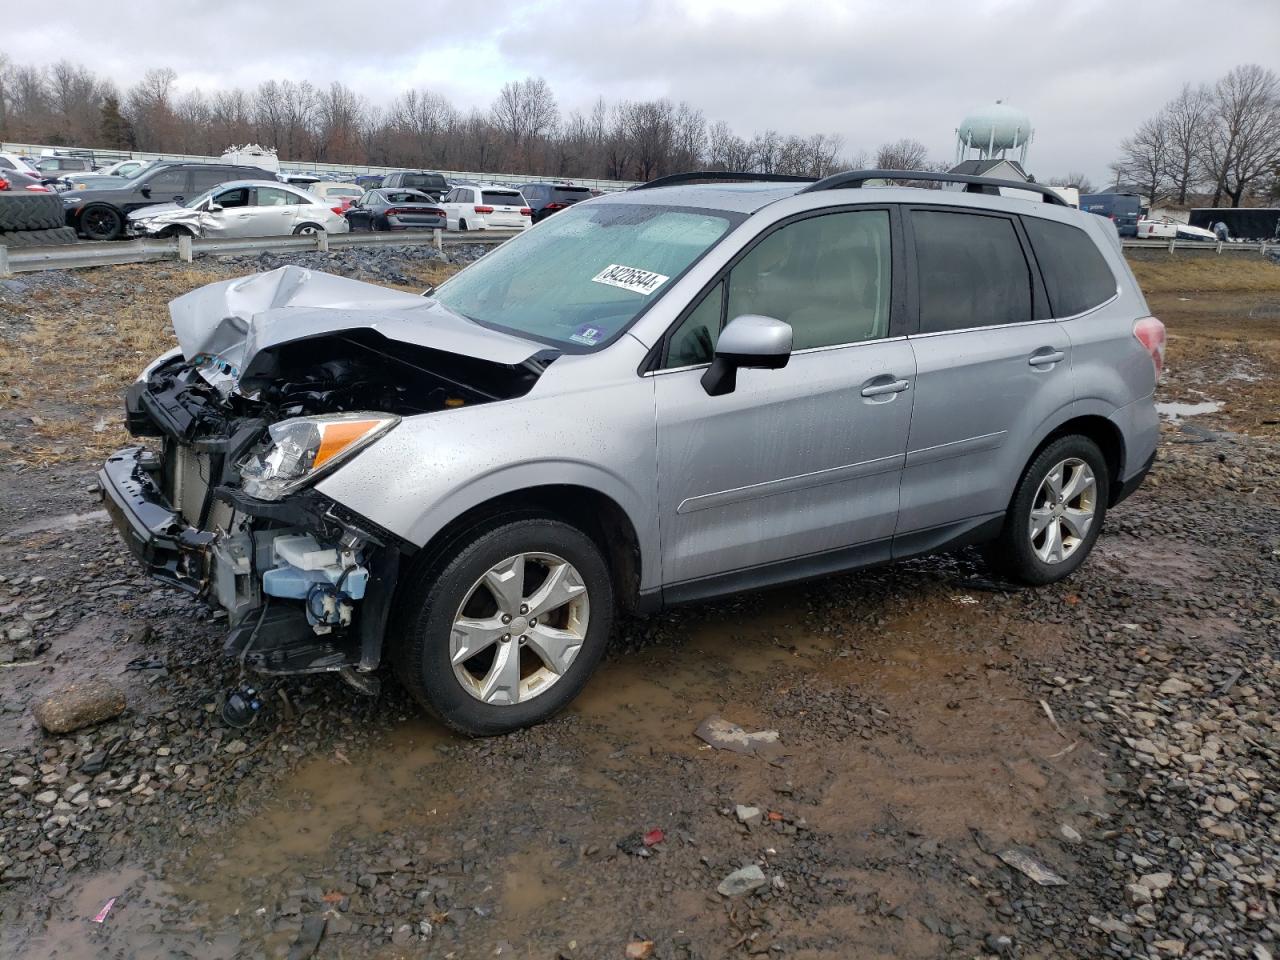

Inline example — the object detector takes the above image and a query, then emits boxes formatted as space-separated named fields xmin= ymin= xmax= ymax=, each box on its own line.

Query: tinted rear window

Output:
xmin=1023 ymin=217 xmax=1117 ymax=317
xmin=482 ymin=191 xmax=522 ymax=205
xmin=398 ymin=174 xmax=445 ymax=189
xmin=912 ymin=210 xmax=1032 ymax=333
xmin=553 ymin=187 xmax=591 ymax=202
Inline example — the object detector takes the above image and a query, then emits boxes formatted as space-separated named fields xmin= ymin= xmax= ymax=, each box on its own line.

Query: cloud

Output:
xmin=3 ymin=0 xmax=1277 ymax=182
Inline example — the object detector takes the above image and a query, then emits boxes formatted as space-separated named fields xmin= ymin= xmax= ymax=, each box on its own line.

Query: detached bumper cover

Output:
xmin=98 ymin=446 xmax=214 ymax=593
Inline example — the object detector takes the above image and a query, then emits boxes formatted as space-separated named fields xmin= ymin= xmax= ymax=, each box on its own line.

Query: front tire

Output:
xmin=80 ymin=205 xmax=123 ymax=241
xmin=984 ymin=435 xmax=1109 ymax=585
xmin=392 ymin=517 xmax=614 ymax=736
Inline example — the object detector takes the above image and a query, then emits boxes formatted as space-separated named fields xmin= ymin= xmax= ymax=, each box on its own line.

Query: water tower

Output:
xmin=955 ymin=100 xmax=1033 ymax=166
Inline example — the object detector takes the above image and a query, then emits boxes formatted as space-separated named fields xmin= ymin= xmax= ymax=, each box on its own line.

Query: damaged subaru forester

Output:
xmin=101 ymin=170 xmax=1163 ymax=736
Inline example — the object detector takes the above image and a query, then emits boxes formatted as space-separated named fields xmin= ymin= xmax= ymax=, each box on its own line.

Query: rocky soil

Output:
xmin=0 ymin=250 xmax=1276 ymax=959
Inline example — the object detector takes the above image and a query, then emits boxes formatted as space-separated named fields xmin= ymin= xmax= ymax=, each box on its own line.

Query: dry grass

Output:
xmin=0 ymin=258 xmax=463 ymax=465
xmin=1128 ymin=255 xmax=1280 ymax=295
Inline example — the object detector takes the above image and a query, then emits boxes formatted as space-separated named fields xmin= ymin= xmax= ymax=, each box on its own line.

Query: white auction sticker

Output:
xmin=591 ymin=263 xmax=670 ymax=295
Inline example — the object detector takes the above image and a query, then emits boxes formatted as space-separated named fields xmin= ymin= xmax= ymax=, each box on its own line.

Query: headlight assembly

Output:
xmin=240 ymin=413 xmax=399 ymax=501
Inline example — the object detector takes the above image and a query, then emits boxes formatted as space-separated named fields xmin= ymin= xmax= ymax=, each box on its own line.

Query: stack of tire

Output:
xmin=0 ymin=193 xmax=78 ymax=247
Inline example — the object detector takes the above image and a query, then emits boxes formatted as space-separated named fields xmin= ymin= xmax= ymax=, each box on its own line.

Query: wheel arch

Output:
xmin=407 ymin=483 xmax=646 ymax=617
xmin=1022 ymin=411 xmax=1126 ymax=506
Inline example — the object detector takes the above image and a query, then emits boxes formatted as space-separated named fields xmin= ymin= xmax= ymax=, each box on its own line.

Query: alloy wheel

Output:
xmin=450 ymin=552 xmax=590 ymax=706
xmin=1029 ymin=458 xmax=1097 ymax=564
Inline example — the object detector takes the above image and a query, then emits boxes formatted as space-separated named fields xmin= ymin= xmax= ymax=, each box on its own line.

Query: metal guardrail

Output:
xmin=1121 ymin=237 xmax=1273 ymax=254
xmin=3 ymin=228 xmax=1271 ymax=277
xmin=2 ymin=140 xmax=639 ymax=193
xmin=0 ymin=228 xmax=520 ymax=276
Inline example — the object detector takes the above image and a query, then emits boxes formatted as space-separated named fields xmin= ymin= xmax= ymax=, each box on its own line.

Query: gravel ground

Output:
xmin=0 ymin=251 xmax=1276 ymax=959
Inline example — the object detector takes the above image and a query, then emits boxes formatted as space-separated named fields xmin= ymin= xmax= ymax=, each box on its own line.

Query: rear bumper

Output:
xmin=98 ymin=446 xmax=214 ymax=593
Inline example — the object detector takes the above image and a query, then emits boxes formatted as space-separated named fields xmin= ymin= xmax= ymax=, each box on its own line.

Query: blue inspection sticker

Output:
xmin=569 ymin=324 xmax=605 ymax=346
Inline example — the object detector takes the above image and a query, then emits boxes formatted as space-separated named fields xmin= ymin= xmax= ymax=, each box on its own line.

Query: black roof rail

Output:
xmin=799 ymin=169 xmax=1070 ymax=206
xmin=631 ymin=171 xmax=817 ymax=191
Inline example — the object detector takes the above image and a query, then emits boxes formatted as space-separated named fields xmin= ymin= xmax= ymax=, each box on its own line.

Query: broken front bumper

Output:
xmin=99 ymin=444 xmax=404 ymax=677
xmin=98 ymin=446 xmax=214 ymax=593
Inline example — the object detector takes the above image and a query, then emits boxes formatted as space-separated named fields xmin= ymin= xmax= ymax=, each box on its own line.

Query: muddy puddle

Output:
xmin=15 ymin=559 xmax=1136 ymax=957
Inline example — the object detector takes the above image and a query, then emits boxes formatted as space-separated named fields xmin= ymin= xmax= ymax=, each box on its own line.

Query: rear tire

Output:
xmin=391 ymin=516 xmax=614 ymax=736
xmin=292 ymin=223 xmax=323 ymax=235
xmin=984 ymin=435 xmax=1109 ymax=585
xmin=458 ymin=218 xmax=468 ymax=231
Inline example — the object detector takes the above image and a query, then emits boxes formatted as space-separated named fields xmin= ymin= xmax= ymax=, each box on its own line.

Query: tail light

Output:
xmin=474 ymin=205 xmax=493 ymax=214
xmin=0 ymin=177 xmax=8 ymax=191
xmin=330 ymin=206 xmax=345 ymax=215
xmin=545 ymin=202 xmax=567 ymax=211
xmin=520 ymin=207 xmax=532 ymax=217
xmin=1133 ymin=316 xmax=1166 ymax=377
xmin=425 ymin=208 xmax=445 ymax=218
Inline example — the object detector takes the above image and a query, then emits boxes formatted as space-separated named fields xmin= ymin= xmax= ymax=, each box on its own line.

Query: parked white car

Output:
xmin=439 ymin=184 xmax=531 ymax=231
xmin=126 ymin=180 xmax=350 ymax=239
xmin=0 ymin=152 xmax=41 ymax=178
xmin=1136 ymin=217 xmax=1216 ymax=242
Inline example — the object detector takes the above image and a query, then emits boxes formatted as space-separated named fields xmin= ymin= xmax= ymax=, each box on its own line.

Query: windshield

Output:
xmin=183 ymin=188 xmax=218 ymax=209
xmin=432 ymin=202 xmax=740 ymax=350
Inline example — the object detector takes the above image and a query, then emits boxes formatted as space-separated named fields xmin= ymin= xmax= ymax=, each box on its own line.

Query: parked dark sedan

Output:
xmin=344 ymin=189 xmax=446 ymax=231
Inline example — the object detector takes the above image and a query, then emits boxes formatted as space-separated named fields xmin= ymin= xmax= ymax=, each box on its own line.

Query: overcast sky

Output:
xmin=6 ymin=0 xmax=1279 ymax=183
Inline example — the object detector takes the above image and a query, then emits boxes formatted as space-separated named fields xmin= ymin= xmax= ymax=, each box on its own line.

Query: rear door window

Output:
xmin=911 ymin=210 xmax=1032 ymax=333
xmin=1023 ymin=216 xmax=1117 ymax=317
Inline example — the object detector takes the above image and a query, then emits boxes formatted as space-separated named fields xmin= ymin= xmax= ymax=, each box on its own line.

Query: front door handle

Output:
xmin=861 ymin=379 xmax=911 ymax=397
xmin=1029 ymin=350 xmax=1066 ymax=367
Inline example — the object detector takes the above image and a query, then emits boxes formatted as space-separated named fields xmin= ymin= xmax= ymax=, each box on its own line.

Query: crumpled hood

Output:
xmin=169 ymin=265 xmax=547 ymax=395
xmin=129 ymin=201 xmax=187 ymax=221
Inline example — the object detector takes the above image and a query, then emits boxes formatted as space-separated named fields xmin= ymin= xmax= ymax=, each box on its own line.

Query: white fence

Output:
xmin=2 ymin=141 xmax=639 ymax=193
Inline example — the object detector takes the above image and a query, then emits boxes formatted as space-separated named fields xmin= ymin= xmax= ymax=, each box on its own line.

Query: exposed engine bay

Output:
xmin=99 ymin=267 xmax=555 ymax=682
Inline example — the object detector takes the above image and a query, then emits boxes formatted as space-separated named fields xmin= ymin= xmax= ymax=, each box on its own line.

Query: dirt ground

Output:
xmin=0 ymin=250 xmax=1277 ymax=959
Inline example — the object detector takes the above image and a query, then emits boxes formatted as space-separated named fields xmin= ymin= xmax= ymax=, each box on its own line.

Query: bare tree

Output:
xmin=1200 ymin=64 xmax=1280 ymax=206
xmin=875 ymin=138 xmax=930 ymax=171
xmin=490 ymin=77 xmax=558 ymax=166
xmin=1048 ymin=171 xmax=1097 ymax=194
xmin=1114 ymin=114 xmax=1171 ymax=205
xmin=1163 ymin=83 xmax=1213 ymax=203
xmin=0 ymin=52 xmax=868 ymax=185
xmin=125 ymin=68 xmax=177 ymax=150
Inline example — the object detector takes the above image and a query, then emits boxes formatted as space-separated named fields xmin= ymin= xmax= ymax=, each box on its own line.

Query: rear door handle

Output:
xmin=1029 ymin=350 xmax=1065 ymax=366
xmin=861 ymin=379 xmax=911 ymax=397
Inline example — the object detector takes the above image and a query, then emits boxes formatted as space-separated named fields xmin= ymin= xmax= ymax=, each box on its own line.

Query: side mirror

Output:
xmin=139 ymin=185 xmax=151 ymax=197
xmin=700 ymin=314 xmax=792 ymax=397
xmin=207 ymin=202 xmax=223 ymax=213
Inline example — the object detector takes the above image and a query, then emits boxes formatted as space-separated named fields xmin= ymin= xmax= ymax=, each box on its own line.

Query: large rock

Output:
xmin=33 ymin=678 xmax=126 ymax=734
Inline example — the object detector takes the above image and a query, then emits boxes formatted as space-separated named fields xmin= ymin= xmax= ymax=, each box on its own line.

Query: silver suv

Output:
xmin=100 ymin=170 xmax=1164 ymax=736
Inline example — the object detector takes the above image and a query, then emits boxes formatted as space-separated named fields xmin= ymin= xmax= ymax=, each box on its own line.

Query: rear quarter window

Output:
xmin=1023 ymin=217 xmax=1118 ymax=317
